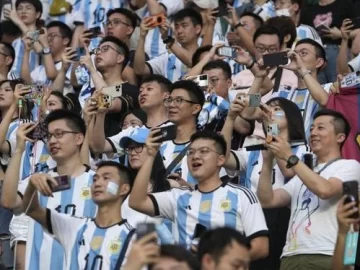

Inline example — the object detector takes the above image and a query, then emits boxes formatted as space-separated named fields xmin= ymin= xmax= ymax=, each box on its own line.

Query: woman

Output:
xmin=120 ymin=109 xmax=147 ymax=131
xmin=223 ymin=97 xmax=308 ymax=270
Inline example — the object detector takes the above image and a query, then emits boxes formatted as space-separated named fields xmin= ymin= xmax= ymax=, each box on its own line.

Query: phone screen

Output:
xmin=50 ymin=175 xmax=71 ymax=192
xmin=136 ymin=223 xmax=156 ymax=240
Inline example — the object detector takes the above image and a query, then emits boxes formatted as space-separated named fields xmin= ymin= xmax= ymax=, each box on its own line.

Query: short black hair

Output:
xmin=192 ymin=45 xmax=212 ymax=67
xmin=296 ymin=38 xmax=327 ymax=62
xmin=190 ymin=131 xmax=227 ymax=155
xmin=239 ymin=12 xmax=264 ymax=29
xmin=171 ymin=80 xmax=205 ymax=107
xmin=253 ymin=25 xmax=284 ymax=47
xmin=140 ymin=74 xmax=172 ymax=93
xmin=44 ymin=109 xmax=86 ymax=136
xmin=197 ymin=227 xmax=251 ymax=264
xmin=15 ymin=0 xmax=42 ymax=14
xmin=313 ymin=109 xmax=351 ymax=149
xmin=266 ymin=16 xmax=297 ymax=48
xmin=46 ymin=21 xmax=72 ymax=46
xmin=0 ymin=42 xmax=15 ymax=70
xmin=96 ymin=160 xmax=134 ymax=187
xmin=202 ymin=60 xmax=232 ymax=79
xmin=173 ymin=8 xmax=203 ymax=28
xmin=0 ymin=21 xmax=21 ymax=38
xmin=100 ymin=36 xmax=129 ymax=69
xmin=149 ymin=245 xmax=200 ymax=270
xmin=107 ymin=8 xmax=138 ymax=29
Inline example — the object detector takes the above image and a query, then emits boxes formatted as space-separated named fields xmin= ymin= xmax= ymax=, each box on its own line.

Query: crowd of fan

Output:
xmin=0 ymin=0 xmax=359 ymax=269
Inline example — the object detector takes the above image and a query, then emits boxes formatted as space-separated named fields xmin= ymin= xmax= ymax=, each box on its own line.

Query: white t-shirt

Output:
xmin=348 ymin=54 xmax=360 ymax=72
xmin=279 ymin=159 xmax=360 ymax=257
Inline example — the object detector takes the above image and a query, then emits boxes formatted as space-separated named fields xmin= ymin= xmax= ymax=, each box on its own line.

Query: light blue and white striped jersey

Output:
xmin=0 ymin=120 xmax=19 ymax=166
xmin=147 ymin=52 xmax=188 ymax=82
xmin=31 ymin=62 xmax=74 ymax=95
xmin=296 ymin=24 xmax=323 ymax=46
xmin=7 ymin=70 xmax=19 ymax=80
xmin=11 ymin=38 xmax=40 ymax=76
xmin=149 ymin=182 xmax=268 ymax=248
xmin=272 ymin=83 xmax=332 ymax=138
xmin=18 ymin=167 xmax=97 ymax=270
xmin=253 ymin=1 xmax=276 ymax=21
xmin=198 ymin=93 xmax=231 ymax=128
xmin=42 ymin=0 xmax=83 ymax=29
xmin=48 ymin=210 xmax=134 ymax=270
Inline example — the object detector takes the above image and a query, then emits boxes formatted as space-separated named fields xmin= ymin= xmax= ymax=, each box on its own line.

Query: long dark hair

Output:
xmin=263 ymin=97 xmax=306 ymax=142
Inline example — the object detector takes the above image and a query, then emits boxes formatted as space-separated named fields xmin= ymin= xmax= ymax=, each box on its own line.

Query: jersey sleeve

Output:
xmin=148 ymin=189 xmax=181 ymax=221
xmin=106 ymin=126 xmax=136 ymax=154
xmin=238 ymin=188 xmax=268 ymax=240
xmin=225 ymin=149 xmax=249 ymax=177
xmin=348 ymin=54 xmax=360 ymax=72
xmin=147 ymin=53 xmax=168 ymax=76
xmin=46 ymin=209 xmax=86 ymax=250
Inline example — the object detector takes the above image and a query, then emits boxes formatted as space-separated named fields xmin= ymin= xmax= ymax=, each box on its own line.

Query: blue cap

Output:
xmin=120 ymin=128 xmax=150 ymax=149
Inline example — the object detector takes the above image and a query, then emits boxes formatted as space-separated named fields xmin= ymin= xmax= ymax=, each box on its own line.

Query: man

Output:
xmin=1 ymin=110 xmax=97 ymax=270
xmin=78 ymin=36 xmax=139 ymax=136
xmin=198 ymin=227 xmax=251 ymax=270
xmin=129 ymin=130 xmax=269 ymax=259
xmin=21 ymin=21 xmax=73 ymax=94
xmin=257 ymin=109 xmax=360 ymax=269
xmin=274 ymin=0 xmax=322 ymax=45
xmin=0 ymin=42 xmax=17 ymax=80
xmin=133 ymin=8 xmax=202 ymax=82
xmin=0 ymin=21 xmax=22 ymax=45
xmin=22 ymin=160 xmax=134 ymax=270
xmin=89 ymin=74 xmax=171 ymax=155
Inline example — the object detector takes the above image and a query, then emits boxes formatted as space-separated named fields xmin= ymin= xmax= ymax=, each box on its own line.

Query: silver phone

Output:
xmin=102 ymin=84 xmax=123 ymax=98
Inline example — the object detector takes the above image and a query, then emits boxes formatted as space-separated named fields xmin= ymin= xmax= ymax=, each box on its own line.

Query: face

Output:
xmin=47 ymin=26 xmax=67 ymax=54
xmin=152 ymin=257 xmax=192 ymax=270
xmin=275 ymin=0 xmax=294 ymax=10
xmin=126 ymin=142 xmax=147 ymax=170
xmin=95 ymin=41 xmax=124 ymax=71
xmin=0 ymin=82 xmax=14 ymax=108
xmin=105 ymin=13 xmax=134 ymax=41
xmin=16 ymin=2 xmax=40 ymax=25
xmin=309 ymin=115 xmax=345 ymax=155
xmin=205 ymin=241 xmax=250 ymax=270
xmin=46 ymin=94 xmax=63 ymax=112
xmin=46 ymin=119 xmax=84 ymax=161
xmin=263 ymin=102 xmax=288 ymax=134
xmin=239 ymin=16 xmax=258 ymax=35
xmin=254 ymin=34 xmax=280 ymax=55
xmin=166 ymin=89 xmax=200 ymax=124
xmin=204 ymin=68 xmax=231 ymax=99
xmin=139 ymin=81 xmax=169 ymax=111
xmin=294 ymin=43 xmax=323 ymax=72
xmin=92 ymin=166 xmax=129 ymax=204
xmin=0 ymin=44 xmax=12 ymax=70
xmin=122 ymin=113 xmax=143 ymax=130
xmin=187 ymin=139 xmax=225 ymax=181
xmin=174 ymin=17 xmax=201 ymax=45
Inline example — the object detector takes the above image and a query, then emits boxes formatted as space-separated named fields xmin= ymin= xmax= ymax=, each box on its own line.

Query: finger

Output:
xmin=137 ymin=232 xmax=157 ymax=245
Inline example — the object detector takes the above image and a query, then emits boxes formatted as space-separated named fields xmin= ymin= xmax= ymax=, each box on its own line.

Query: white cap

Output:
xmin=191 ymin=0 xmax=218 ymax=9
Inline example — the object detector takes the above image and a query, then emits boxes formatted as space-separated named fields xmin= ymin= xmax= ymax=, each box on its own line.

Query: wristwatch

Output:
xmin=286 ymin=155 xmax=300 ymax=169
xmin=42 ymin=47 xmax=51 ymax=55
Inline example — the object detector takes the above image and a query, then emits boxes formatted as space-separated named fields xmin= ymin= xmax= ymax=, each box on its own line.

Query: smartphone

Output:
xmin=136 ymin=223 xmax=156 ymax=240
xmin=192 ymin=223 xmax=207 ymax=247
xmin=102 ymin=84 xmax=122 ymax=98
xmin=263 ymin=52 xmax=290 ymax=67
xmin=97 ymin=94 xmax=112 ymax=109
xmin=351 ymin=17 xmax=360 ymax=29
xmin=189 ymin=74 xmax=208 ymax=88
xmin=215 ymin=0 xmax=228 ymax=17
xmin=167 ymin=27 xmax=173 ymax=38
xmin=303 ymin=153 xmax=313 ymax=170
xmin=148 ymin=13 xmax=166 ymax=28
xmin=218 ymin=46 xmax=237 ymax=59
xmin=343 ymin=181 xmax=359 ymax=219
xmin=1 ymin=0 xmax=12 ymax=21
xmin=72 ymin=48 xmax=86 ymax=61
xmin=340 ymin=71 xmax=360 ymax=89
xmin=48 ymin=175 xmax=71 ymax=192
xmin=267 ymin=123 xmax=279 ymax=137
xmin=315 ymin=24 xmax=330 ymax=34
xmin=87 ymin=26 xmax=101 ymax=39
xmin=156 ymin=125 xmax=176 ymax=143
xmin=23 ymin=85 xmax=43 ymax=100
xmin=27 ymin=123 xmax=47 ymax=141
xmin=248 ymin=93 xmax=261 ymax=107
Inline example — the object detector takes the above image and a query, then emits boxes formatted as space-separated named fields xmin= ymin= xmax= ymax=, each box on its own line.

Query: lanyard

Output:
xmin=316 ymin=157 xmax=342 ymax=175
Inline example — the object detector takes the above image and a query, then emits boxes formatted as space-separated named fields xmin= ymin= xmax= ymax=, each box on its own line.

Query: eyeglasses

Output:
xmin=125 ymin=144 xmax=144 ymax=154
xmin=163 ymin=97 xmax=198 ymax=107
xmin=122 ymin=120 xmax=143 ymax=129
xmin=93 ymin=45 xmax=123 ymax=55
xmin=47 ymin=34 xmax=63 ymax=41
xmin=186 ymin=147 xmax=222 ymax=158
xmin=295 ymin=49 xmax=315 ymax=58
xmin=255 ymin=46 xmax=279 ymax=54
xmin=105 ymin=19 xmax=130 ymax=28
xmin=45 ymin=130 xmax=79 ymax=141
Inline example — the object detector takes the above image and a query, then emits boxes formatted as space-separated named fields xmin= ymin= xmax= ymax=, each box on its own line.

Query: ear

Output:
xmin=126 ymin=26 xmax=134 ymax=36
xmin=315 ymin=58 xmax=325 ymax=70
xmin=75 ymin=133 xmax=85 ymax=146
xmin=163 ymin=92 xmax=170 ymax=99
xmin=36 ymin=12 xmax=41 ymax=20
xmin=293 ymin=3 xmax=300 ymax=13
xmin=284 ymin=34 xmax=291 ymax=45
xmin=195 ymin=24 xmax=202 ymax=36
xmin=217 ymin=153 xmax=226 ymax=167
xmin=336 ymin=133 xmax=346 ymax=146
xmin=119 ymin=183 xmax=130 ymax=196
xmin=117 ymin=54 xmax=125 ymax=64
xmin=192 ymin=104 xmax=202 ymax=116
xmin=201 ymin=254 xmax=216 ymax=270
xmin=227 ymin=78 xmax=232 ymax=89
xmin=5 ymin=56 xmax=13 ymax=69
xmin=62 ymin=37 xmax=70 ymax=47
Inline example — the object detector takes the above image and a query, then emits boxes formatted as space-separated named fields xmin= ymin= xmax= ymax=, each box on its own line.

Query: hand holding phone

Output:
xmin=136 ymin=223 xmax=157 ymax=240
xmin=102 ymin=84 xmax=123 ymax=98
xmin=343 ymin=181 xmax=359 ymax=219
xmin=155 ymin=125 xmax=176 ymax=143
xmin=86 ymin=26 xmax=101 ymax=39
xmin=48 ymin=175 xmax=71 ymax=192
xmin=263 ymin=52 xmax=290 ymax=67
xmin=1 ymin=0 xmax=12 ymax=21
xmin=217 ymin=46 xmax=237 ymax=59
xmin=315 ymin=24 xmax=331 ymax=35
xmin=147 ymin=13 xmax=166 ymax=28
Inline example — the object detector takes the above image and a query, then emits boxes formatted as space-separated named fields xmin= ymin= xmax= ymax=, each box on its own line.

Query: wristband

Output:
xmin=246 ymin=59 xmax=255 ymax=70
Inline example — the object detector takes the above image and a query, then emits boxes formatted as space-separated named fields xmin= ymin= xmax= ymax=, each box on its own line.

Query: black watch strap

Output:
xmin=286 ymin=155 xmax=299 ymax=169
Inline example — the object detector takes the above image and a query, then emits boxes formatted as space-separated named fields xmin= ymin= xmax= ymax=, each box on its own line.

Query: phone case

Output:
xmin=218 ymin=47 xmax=236 ymax=59
xmin=50 ymin=175 xmax=71 ymax=192
xmin=98 ymin=94 xmax=112 ymax=109
xmin=249 ymin=94 xmax=261 ymax=107
xmin=102 ymin=85 xmax=123 ymax=98
xmin=88 ymin=26 xmax=101 ymax=38
xmin=263 ymin=52 xmax=289 ymax=67
xmin=1 ymin=0 xmax=12 ymax=21
xmin=24 ymin=85 xmax=43 ymax=100
xmin=195 ymin=75 xmax=208 ymax=88
xmin=136 ymin=223 xmax=156 ymax=240
xmin=267 ymin=123 xmax=279 ymax=136
xmin=149 ymin=14 xmax=166 ymax=28
xmin=344 ymin=231 xmax=359 ymax=265
xmin=159 ymin=125 xmax=176 ymax=142
xmin=343 ymin=181 xmax=359 ymax=219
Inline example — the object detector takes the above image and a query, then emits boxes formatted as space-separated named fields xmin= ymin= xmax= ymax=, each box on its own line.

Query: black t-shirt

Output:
xmin=300 ymin=0 xmax=355 ymax=45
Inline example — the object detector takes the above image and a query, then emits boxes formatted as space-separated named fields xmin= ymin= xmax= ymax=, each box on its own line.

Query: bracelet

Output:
xmin=234 ymin=21 xmax=243 ymax=30
xmin=246 ymin=59 xmax=255 ymax=70
xmin=300 ymin=70 xmax=311 ymax=79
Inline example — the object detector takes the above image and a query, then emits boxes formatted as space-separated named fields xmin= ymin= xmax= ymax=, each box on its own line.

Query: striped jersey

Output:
xmin=198 ymin=93 xmax=231 ymax=129
xmin=7 ymin=70 xmax=19 ymax=80
xmin=253 ymin=1 xmax=275 ymax=21
xmin=47 ymin=209 xmax=134 ymax=270
xmin=348 ymin=54 xmax=360 ymax=72
xmin=18 ymin=167 xmax=97 ymax=270
xmin=149 ymin=182 xmax=268 ymax=248
xmin=147 ymin=52 xmax=189 ymax=82
xmin=295 ymin=24 xmax=323 ymax=46
xmin=11 ymin=38 xmax=40 ymax=76
xmin=273 ymin=83 xmax=332 ymax=138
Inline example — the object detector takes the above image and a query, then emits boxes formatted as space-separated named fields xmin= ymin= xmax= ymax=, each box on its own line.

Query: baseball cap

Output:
xmin=191 ymin=0 xmax=218 ymax=9
xmin=120 ymin=128 xmax=150 ymax=149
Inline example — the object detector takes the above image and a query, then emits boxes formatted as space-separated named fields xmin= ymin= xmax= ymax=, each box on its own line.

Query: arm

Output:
xmin=133 ymin=20 xmax=151 ymax=76
xmin=20 ymin=39 xmax=32 ymax=84
xmin=200 ymin=9 xmax=217 ymax=47
xmin=337 ymin=19 xmax=353 ymax=75
xmin=233 ymin=116 xmax=251 ymax=135
xmin=250 ymin=237 xmax=269 ymax=260
xmin=146 ymin=0 xmax=166 ymax=15
xmin=80 ymin=117 xmax=93 ymax=166
xmin=87 ymin=111 xmax=113 ymax=154
xmin=22 ymin=182 xmax=47 ymax=227
xmin=38 ymin=29 xmax=57 ymax=80
xmin=71 ymin=25 xmax=85 ymax=48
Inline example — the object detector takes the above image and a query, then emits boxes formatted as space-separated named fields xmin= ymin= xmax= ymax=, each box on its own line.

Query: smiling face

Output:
xmin=167 ymin=89 xmax=200 ymax=124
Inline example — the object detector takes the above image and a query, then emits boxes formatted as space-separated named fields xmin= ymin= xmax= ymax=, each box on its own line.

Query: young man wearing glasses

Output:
xmin=1 ymin=110 xmax=98 ymax=270
xmin=129 ymin=130 xmax=269 ymax=260
xmin=0 ymin=42 xmax=17 ymax=81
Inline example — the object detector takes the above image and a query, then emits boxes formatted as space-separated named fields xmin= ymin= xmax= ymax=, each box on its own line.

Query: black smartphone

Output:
xmin=315 ymin=24 xmax=330 ymax=34
xmin=49 ymin=175 xmax=71 ymax=192
xmin=351 ymin=17 xmax=360 ymax=29
xmin=217 ymin=46 xmax=237 ymax=59
xmin=303 ymin=153 xmax=313 ymax=170
xmin=136 ymin=223 xmax=156 ymax=240
xmin=343 ymin=181 xmax=359 ymax=219
xmin=263 ymin=52 xmax=290 ymax=67
xmin=193 ymin=223 xmax=207 ymax=239
xmin=156 ymin=125 xmax=176 ymax=143
xmin=27 ymin=122 xmax=47 ymax=141
xmin=215 ymin=0 xmax=228 ymax=17
xmin=72 ymin=48 xmax=86 ymax=61
xmin=87 ymin=26 xmax=101 ymax=39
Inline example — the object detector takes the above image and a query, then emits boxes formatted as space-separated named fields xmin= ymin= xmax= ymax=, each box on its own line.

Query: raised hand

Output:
xmin=145 ymin=128 xmax=163 ymax=157
xmin=16 ymin=122 xmax=37 ymax=150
